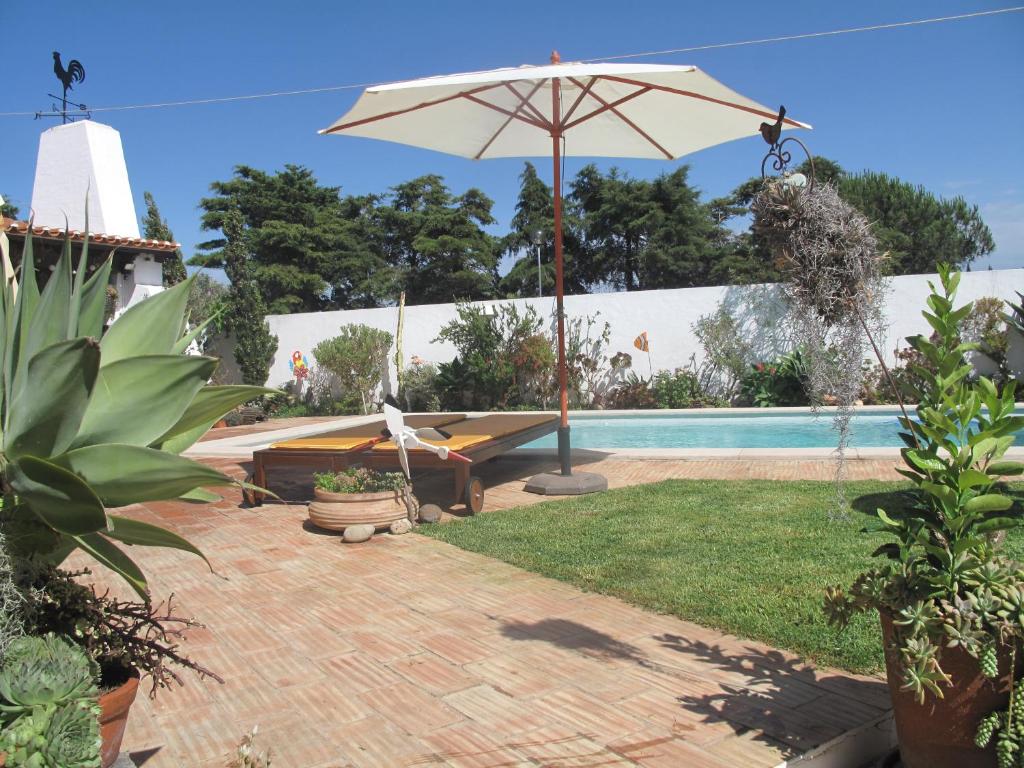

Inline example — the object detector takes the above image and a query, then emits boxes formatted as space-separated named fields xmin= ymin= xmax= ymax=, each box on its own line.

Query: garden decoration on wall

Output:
xmin=288 ymin=350 xmax=309 ymax=381
xmin=633 ymin=332 xmax=653 ymax=378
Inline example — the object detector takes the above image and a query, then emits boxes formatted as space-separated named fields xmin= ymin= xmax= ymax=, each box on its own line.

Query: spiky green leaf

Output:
xmin=99 ymin=278 xmax=193 ymax=364
xmin=151 ymin=385 xmax=276 ymax=452
xmin=6 ymin=456 xmax=106 ymax=536
xmin=52 ymin=444 xmax=233 ymax=507
xmin=71 ymin=355 xmax=217 ymax=449
xmin=4 ymin=338 xmax=100 ymax=460
xmin=105 ymin=515 xmax=210 ymax=571
xmin=73 ymin=533 xmax=148 ymax=600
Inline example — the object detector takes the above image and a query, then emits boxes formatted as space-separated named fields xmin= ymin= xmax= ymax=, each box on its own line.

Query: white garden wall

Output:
xmin=261 ymin=269 xmax=1024 ymax=391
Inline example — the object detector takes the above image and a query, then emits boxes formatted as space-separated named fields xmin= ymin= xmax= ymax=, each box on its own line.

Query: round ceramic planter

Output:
xmin=880 ymin=612 xmax=1019 ymax=768
xmin=99 ymin=670 xmax=140 ymax=768
xmin=308 ymin=488 xmax=409 ymax=531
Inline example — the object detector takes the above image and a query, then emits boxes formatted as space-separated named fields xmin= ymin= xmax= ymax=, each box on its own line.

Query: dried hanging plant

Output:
xmin=752 ymin=180 xmax=891 ymax=514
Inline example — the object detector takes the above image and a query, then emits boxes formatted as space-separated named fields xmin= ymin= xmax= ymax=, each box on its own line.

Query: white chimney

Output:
xmin=30 ymin=120 xmax=139 ymax=237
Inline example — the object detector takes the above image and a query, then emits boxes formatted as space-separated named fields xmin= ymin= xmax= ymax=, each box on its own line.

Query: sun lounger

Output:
xmin=364 ymin=412 xmax=558 ymax=513
xmin=250 ymin=413 xmax=467 ymax=503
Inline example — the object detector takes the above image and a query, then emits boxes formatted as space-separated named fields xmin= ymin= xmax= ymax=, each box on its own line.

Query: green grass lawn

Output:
xmin=418 ymin=478 xmax=1024 ymax=675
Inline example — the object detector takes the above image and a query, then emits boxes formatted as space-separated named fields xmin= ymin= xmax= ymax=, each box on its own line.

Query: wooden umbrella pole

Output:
xmin=551 ymin=73 xmax=571 ymax=477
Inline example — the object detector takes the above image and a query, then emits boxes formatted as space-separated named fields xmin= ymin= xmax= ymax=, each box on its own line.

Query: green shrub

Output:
xmin=312 ymin=324 xmax=393 ymax=415
xmin=399 ymin=362 xmax=441 ymax=412
xmin=313 ymin=467 xmax=405 ymax=494
xmin=824 ymin=267 xmax=1024 ymax=715
xmin=435 ymin=303 xmax=550 ymax=410
xmin=691 ymin=305 xmax=753 ymax=400
xmin=607 ymin=373 xmax=657 ymax=409
xmin=739 ymin=349 xmax=809 ymax=407
xmin=565 ymin=313 xmax=612 ymax=409
xmin=651 ymin=369 xmax=727 ymax=409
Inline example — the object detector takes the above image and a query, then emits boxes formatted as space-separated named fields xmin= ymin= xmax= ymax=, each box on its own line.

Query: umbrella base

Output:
xmin=524 ymin=471 xmax=607 ymax=496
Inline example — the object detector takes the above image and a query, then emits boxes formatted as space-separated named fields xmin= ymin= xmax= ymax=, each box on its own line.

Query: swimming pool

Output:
xmin=521 ymin=408 xmax=1018 ymax=450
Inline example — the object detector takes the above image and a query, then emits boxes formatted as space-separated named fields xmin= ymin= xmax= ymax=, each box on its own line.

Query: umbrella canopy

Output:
xmin=322 ymin=55 xmax=809 ymax=485
xmin=322 ymin=60 xmax=809 ymax=158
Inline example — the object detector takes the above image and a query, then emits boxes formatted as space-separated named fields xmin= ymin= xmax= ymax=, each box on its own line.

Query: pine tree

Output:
xmin=498 ymin=162 xmax=586 ymax=298
xmin=222 ymin=210 xmax=277 ymax=385
xmin=141 ymin=191 xmax=187 ymax=285
xmin=194 ymin=165 xmax=397 ymax=312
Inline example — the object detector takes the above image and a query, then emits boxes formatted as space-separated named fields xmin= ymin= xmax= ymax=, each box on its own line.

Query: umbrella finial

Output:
xmin=550 ymin=50 xmax=561 ymax=64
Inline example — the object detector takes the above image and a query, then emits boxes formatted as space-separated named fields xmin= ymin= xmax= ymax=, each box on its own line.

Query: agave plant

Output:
xmin=0 ymin=634 xmax=101 ymax=768
xmin=0 ymin=226 xmax=273 ymax=599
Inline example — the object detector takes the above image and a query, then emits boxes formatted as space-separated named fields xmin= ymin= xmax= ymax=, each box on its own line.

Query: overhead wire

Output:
xmin=2 ymin=5 xmax=1021 ymax=118
xmin=580 ymin=6 xmax=1024 ymax=61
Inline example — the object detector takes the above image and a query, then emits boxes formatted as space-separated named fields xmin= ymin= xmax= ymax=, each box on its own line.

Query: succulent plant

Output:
xmin=0 ymin=634 xmax=98 ymax=712
xmin=0 ymin=225 xmax=275 ymax=598
xmin=1 ymin=700 xmax=102 ymax=768
xmin=0 ymin=634 xmax=101 ymax=767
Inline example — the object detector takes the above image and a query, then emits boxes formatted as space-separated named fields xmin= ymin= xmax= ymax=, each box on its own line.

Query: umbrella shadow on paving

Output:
xmin=657 ymin=634 xmax=890 ymax=758
xmin=501 ymin=618 xmax=647 ymax=663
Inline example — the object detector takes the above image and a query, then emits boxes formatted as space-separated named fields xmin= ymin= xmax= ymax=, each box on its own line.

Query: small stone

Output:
xmin=342 ymin=524 xmax=374 ymax=543
xmin=390 ymin=519 xmax=412 ymax=535
xmin=418 ymin=504 xmax=443 ymax=523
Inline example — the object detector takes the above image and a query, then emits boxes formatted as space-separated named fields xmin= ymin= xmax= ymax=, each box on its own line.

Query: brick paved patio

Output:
xmin=82 ymin=450 xmax=898 ymax=767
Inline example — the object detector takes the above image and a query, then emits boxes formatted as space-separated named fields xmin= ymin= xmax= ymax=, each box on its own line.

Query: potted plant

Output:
xmin=0 ymin=227 xmax=273 ymax=765
xmin=0 ymin=634 xmax=102 ymax=767
xmin=824 ymin=267 xmax=1024 ymax=768
xmin=308 ymin=467 xmax=408 ymax=531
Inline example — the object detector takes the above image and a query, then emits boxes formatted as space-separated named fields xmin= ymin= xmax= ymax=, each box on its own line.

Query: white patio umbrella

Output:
xmin=321 ymin=53 xmax=809 ymax=494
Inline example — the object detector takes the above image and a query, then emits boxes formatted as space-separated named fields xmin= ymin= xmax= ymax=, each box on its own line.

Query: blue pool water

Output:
xmin=521 ymin=409 xmax=1004 ymax=450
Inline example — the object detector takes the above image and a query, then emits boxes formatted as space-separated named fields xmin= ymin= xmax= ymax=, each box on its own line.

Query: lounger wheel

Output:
xmin=464 ymin=476 xmax=484 ymax=515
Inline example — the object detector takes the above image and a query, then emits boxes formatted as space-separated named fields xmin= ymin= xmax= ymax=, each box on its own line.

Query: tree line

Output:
xmin=167 ymin=157 xmax=995 ymax=314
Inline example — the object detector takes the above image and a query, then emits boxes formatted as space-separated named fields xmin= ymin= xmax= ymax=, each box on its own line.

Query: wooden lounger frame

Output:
xmin=250 ymin=416 xmax=557 ymax=511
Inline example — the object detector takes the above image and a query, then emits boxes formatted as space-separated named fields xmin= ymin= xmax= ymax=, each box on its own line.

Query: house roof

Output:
xmin=1 ymin=218 xmax=180 ymax=252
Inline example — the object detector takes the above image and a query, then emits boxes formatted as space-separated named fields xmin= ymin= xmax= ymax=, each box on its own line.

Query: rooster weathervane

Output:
xmin=37 ymin=51 xmax=89 ymax=124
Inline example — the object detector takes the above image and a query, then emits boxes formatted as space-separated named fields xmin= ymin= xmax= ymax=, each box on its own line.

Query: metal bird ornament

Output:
xmin=759 ymin=105 xmax=786 ymax=147
xmin=51 ymin=52 xmax=86 ymax=123
xmin=53 ymin=52 xmax=85 ymax=97
xmin=381 ymin=395 xmax=470 ymax=522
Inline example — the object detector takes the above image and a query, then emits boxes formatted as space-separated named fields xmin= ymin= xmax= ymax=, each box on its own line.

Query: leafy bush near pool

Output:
xmin=739 ymin=349 xmax=810 ymax=407
xmin=606 ymin=372 xmax=657 ymax=409
xmin=651 ymin=369 xmax=728 ymax=409
xmin=312 ymin=324 xmax=393 ymax=415
xmin=313 ymin=467 xmax=405 ymax=494
xmin=691 ymin=305 xmax=754 ymax=401
xmin=434 ymin=302 xmax=553 ymax=410
xmin=399 ymin=361 xmax=441 ymax=412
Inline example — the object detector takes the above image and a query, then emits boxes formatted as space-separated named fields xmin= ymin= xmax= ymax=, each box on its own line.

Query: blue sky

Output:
xmin=3 ymin=0 xmax=1023 ymax=275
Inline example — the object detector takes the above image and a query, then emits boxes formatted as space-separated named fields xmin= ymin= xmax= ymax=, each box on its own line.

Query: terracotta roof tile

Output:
xmin=1 ymin=218 xmax=180 ymax=252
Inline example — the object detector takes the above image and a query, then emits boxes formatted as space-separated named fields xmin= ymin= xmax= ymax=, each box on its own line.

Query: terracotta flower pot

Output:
xmin=308 ymin=487 xmax=409 ymax=531
xmin=880 ymin=612 xmax=1018 ymax=768
xmin=99 ymin=671 xmax=140 ymax=768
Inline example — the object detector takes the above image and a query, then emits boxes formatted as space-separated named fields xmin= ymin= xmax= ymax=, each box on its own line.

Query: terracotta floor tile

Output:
xmin=63 ymin=444 xmax=898 ymax=768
